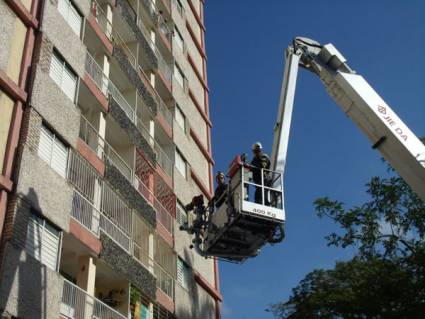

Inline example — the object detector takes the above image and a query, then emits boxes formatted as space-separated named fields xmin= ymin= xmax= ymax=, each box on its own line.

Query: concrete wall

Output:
xmin=175 ymin=278 xmax=215 ymax=319
xmin=172 ymin=78 xmax=208 ymax=147
xmin=174 ymin=123 xmax=208 ymax=183
xmin=0 ymin=243 xmax=63 ymax=319
xmin=31 ymin=66 xmax=81 ymax=148
xmin=16 ymin=145 xmax=73 ymax=232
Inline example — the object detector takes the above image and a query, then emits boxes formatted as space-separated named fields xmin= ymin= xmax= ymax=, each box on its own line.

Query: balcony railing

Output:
xmin=79 ymin=116 xmax=133 ymax=182
xmin=92 ymin=0 xmax=137 ymax=68
xmin=136 ymin=116 xmax=173 ymax=178
xmin=78 ymin=116 xmax=174 ymax=235
xmin=155 ymin=263 xmax=174 ymax=299
xmin=68 ymin=153 xmax=175 ymax=299
xmin=85 ymin=52 xmax=135 ymax=122
xmin=79 ymin=115 xmax=104 ymax=158
xmin=60 ymin=279 xmax=127 ymax=319
xmin=134 ymin=175 xmax=173 ymax=234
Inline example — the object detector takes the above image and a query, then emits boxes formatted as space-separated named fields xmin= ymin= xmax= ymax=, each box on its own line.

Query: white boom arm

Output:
xmin=271 ymin=37 xmax=425 ymax=202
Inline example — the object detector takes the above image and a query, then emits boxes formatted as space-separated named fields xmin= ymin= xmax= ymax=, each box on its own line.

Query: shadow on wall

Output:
xmin=174 ymin=248 xmax=216 ymax=319
xmin=0 ymin=187 xmax=47 ymax=319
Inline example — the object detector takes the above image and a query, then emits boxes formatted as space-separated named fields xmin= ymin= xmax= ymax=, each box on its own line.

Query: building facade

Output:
xmin=0 ymin=0 xmax=221 ymax=317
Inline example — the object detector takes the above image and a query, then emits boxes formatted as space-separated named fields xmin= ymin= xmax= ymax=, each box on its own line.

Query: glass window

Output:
xmin=175 ymin=149 xmax=187 ymax=178
xmin=38 ymin=125 xmax=69 ymax=178
xmin=176 ymin=201 xmax=187 ymax=225
xmin=177 ymin=257 xmax=190 ymax=290
xmin=173 ymin=27 xmax=184 ymax=52
xmin=175 ymin=104 xmax=186 ymax=131
xmin=49 ymin=51 xmax=78 ymax=102
xmin=174 ymin=63 xmax=185 ymax=89
xmin=58 ymin=0 xmax=83 ymax=37
xmin=25 ymin=213 xmax=61 ymax=271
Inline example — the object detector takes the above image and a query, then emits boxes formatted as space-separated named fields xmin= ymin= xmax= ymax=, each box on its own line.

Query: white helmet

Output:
xmin=252 ymin=142 xmax=262 ymax=151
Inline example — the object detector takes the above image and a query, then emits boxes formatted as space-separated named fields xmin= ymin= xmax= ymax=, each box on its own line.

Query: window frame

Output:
xmin=175 ymin=148 xmax=187 ymax=179
xmin=176 ymin=200 xmax=187 ymax=226
xmin=175 ymin=103 xmax=186 ymax=132
xmin=57 ymin=0 xmax=83 ymax=37
xmin=173 ymin=26 xmax=184 ymax=52
xmin=50 ymin=50 xmax=78 ymax=102
xmin=38 ymin=124 xmax=69 ymax=178
xmin=177 ymin=257 xmax=191 ymax=290
xmin=25 ymin=212 xmax=62 ymax=271
xmin=173 ymin=62 xmax=185 ymax=90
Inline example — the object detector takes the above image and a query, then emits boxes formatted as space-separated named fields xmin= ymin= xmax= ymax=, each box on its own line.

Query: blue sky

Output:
xmin=204 ymin=1 xmax=425 ymax=318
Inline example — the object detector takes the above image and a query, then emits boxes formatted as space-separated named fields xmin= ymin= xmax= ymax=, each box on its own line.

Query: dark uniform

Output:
xmin=251 ymin=153 xmax=271 ymax=205
xmin=211 ymin=182 xmax=228 ymax=208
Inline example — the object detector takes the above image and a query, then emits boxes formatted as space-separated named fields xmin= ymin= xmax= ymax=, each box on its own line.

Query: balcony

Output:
xmin=67 ymin=150 xmax=175 ymax=300
xmin=60 ymin=279 xmax=127 ymax=319
xmin=85 ymin=51 xmax=136 ymax=122
xmin=79 ymin=115 xmax=174 ymax=233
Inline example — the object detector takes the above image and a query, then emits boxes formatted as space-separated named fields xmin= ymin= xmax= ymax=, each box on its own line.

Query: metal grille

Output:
xmin=61 ymin=279 xmax=127 ymax=319
xmin=67 ymin=151 xmax=100 ymax=203
xmin=71 ymin=190 xmax=100 ymax=235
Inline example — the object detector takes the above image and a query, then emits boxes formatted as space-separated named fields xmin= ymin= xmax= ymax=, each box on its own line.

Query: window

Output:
xmin=175 ymin=104 xmax=186 ymax=131
xmin=38 ymin=125 xmax=69 ymax=178
xmin=50 ymin=50 xmax=78 ymax=102
xmin=173 ymin=63 xmax=185 ymax=89
xmin=174 ymin=0 xmax=183 ymax=16
xmin=25 ymin=213 xmax=61 ymax=271
xmin=58 ymin=0 xmax=83 ymax=37
xmin=176 ymin=201 xmax=187 ymax=225
xmin=173 ymin=27 xmax=184 ymax=52
xmin=177 ymin=257 xmax=190 ymax=290
xmin=175 ymin=149 xmax=187 ymax=178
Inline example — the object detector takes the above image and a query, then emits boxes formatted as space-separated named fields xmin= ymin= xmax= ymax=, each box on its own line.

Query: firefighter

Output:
xmin=250 ymin=142 xmax=271 ymax=205
xmin=210 ymin=171 xmax=228 ymax=209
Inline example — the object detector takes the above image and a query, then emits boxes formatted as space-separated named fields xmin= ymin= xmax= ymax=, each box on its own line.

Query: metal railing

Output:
xmin=85 ymin=52 xmax=135 ymax=122
xmin=154 ymin=199 xmax=173 ymax=234
xmin=79 ymin=115 xmax=104 ymax=158
xmin=104 ymin=143 xmax=133 ymax=182
xmin=68 ymin=151 xmax=100 ymax=202
xmin=135 ymin=116 xmax=173 ymax=178
xmin=71 ymin=190 xmax=100 ymax=235
xmin=155 ymin=263 xmax=174 ymax=299
xmin=92 ymin=0 xmax=137 ymax=68
xmin=60 ymin=279 xmax=127 ymax=319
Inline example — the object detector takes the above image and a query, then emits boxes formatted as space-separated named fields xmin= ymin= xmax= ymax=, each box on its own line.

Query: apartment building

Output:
xmin=0 ymin=0 xmax=221 ymax=317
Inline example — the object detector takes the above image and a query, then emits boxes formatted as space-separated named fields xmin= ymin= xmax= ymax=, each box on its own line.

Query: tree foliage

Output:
xmin=270 ymin=169 xmax=425 ymax=318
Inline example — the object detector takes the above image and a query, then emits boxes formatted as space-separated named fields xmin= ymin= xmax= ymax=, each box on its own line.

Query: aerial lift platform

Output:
xmin=180 ymin=37 xmax=425 ymax=262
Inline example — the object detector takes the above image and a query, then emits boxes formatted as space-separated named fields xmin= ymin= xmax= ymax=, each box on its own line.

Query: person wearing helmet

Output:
xmin=210 ymin=171 xmax=228 ymax=209
xmin=250 ymin=142 xmax=271 ymax=205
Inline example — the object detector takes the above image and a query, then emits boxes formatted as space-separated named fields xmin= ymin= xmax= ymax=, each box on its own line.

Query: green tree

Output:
xmin=270 ymin=169 xmax=425 ymax=319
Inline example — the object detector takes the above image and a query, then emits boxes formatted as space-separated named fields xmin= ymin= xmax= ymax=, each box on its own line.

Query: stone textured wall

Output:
xmin=0 ymin=243 xmax=63 ymax=319
xmin=104 ymin=161 xmax=156 ymax=227
xmin=112 ymin=46 xmax=157 ymax=114
xmin=115 ymin=0 xmax=158 ymax=70
xmin=109 ymin=97 xmax=156 ymax=164
xmin=31 ymin=66 xmax=81 ymax=147
xmin=16 ymin=146 xmax=73 ymax=232
xmin=99 ymin=233 xmax=156 ymax=300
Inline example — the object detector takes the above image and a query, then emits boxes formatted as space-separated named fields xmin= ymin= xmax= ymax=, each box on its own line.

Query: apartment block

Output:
xmin=0 ymin=0 xmax=221 ymax=318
